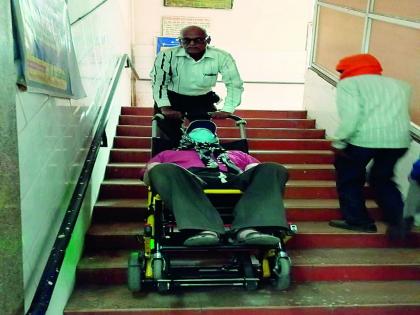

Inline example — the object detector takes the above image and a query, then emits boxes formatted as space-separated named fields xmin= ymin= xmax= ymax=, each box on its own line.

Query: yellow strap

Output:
xmin=203 ymin=189 xmax=242 ymax=194
xmin=262 ymin=258 xmax=271 ymax=278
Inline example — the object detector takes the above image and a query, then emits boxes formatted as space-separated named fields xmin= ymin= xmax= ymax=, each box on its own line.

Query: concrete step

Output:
xmin=76 ymin=248 xmax=420 ymax=285
xmin=284 ymin=199 xmax=380 ymax=221
xmin=84 ymin=221 xmax=420 ymax=251
xmin=92 ymin=198 xmax=380 ymax=223
xmin=98 ymin=179 xmax=356 ymax=200
xmin=68 ymin=107 xmax=420 ymax=315
xmin=119 ymin=115 xmax=317 ymax=129
xmin=120 ymin=106 xmax=308 ymax=119
xmin=109 ymin=148 xmax=334 ymax=164
xmin=105 ymin=163 xmax=336 ymax=180
xmin=114 ymin=136 xmax=332 ymax=150
xmin=113 ymin=136 xmax=151 ymax=149
xmin=65 ymin=281 xmax=420 ymax=315
xmin=117 ymin=125 xmax=326 ymax=139
xmin=92 ymin=199 xmax=148 ymax=223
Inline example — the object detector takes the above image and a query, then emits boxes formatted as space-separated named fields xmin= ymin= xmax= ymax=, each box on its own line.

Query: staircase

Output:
xmin=65 ymin=107 xmax=420 ymax=315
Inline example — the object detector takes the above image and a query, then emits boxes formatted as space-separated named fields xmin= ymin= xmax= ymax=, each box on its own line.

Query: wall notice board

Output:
xmin=12 ymin=0 xmax=85 ymax=99
xmin=164 ymin=0 xmax=233 ymax=9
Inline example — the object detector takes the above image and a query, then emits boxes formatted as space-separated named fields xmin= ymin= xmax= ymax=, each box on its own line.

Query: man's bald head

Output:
xmin=180 ymin=25 xmax=207 ymax=38
xmin=179 ymin=25 xmax=211 ymax=60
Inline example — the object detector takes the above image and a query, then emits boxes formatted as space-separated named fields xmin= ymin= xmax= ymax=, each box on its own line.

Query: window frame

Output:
xmin=310 ymin=0 xmax=420 ymax=83
xmin=310 ymin=0 xmax=420 ymax=131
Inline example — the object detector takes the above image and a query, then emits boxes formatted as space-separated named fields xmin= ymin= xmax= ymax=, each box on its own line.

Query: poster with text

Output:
xmin=156 ymin=37 xmax=180 ymax=54
xmin=12 ymin=0 xmax=85 ymax=99
xmin=164 ymin=0 xmax=233 ymax=9
xmin=162 ymin=16 xmax=211 ymax=37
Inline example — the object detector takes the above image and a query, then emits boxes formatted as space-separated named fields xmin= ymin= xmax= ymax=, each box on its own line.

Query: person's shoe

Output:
xmin=236 ymin=228 xmax=280 ymax=245
xmin=183 ymin=231 xmax=220 ymax=246
xmin=404 ymin=216 xmax=414 ymax=232
xmin=386 ymin=218 xmax=413 ymax=241
xmin=329 ymin=220 xmax=377 ymax=233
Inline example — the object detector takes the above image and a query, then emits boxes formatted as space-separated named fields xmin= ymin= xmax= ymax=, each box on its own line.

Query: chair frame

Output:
xmin=127 ymin=115 xmax=297 ymax=292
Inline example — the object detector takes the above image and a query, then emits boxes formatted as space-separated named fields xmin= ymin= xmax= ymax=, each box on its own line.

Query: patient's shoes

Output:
xmin=183 ymin=230 xmax=220 ymax=246
xmin=236 ymin=228 xmax=280 ymax=245
xmin=183 ymin=229 xmax=280 ymax=246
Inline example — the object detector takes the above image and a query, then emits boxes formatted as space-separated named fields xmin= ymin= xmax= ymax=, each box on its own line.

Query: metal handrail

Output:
xmin=70 ymin=0 xmax=109 ymax=26
xmin=26 ymin=54 xmax=138 ymax=315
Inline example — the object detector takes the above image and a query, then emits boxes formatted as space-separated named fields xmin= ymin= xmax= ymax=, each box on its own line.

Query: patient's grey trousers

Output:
xmin=147 ymin=163 xmax=289 ymax=234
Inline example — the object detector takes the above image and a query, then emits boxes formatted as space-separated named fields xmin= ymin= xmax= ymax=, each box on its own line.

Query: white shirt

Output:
xmin=334 ymin=75 xmax=411 ymax=149
xmin=150 ymin=46 xmax=244 ymax=113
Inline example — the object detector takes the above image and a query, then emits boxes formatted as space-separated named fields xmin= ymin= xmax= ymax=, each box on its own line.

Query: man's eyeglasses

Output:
xmin=178 ymin=37 xmax=209 ymax=45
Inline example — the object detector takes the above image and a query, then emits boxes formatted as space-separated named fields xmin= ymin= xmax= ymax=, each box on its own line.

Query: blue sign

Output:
xmin=156 ymin=37 xmax=180 ymax=54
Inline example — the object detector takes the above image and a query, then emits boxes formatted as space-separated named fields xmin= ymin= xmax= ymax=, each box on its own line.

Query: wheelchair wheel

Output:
xmin=272 ymin=256 xmax=291 ymax=290
xmin=127 ymin=251 xmax=143 ymax=292
xmin=245 ymin=279 xmax=259 ymax=291
xmin=153 ymin=258 xmax=170 ymax=292
xmin=153 ymin=258 xmax=163 ymax=279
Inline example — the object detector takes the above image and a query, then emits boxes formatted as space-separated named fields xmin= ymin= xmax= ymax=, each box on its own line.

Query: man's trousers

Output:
xmin=334 ymin=144 xmax=407 ymax=226
xmin=154 ymin=90 xmax=218 ymax=148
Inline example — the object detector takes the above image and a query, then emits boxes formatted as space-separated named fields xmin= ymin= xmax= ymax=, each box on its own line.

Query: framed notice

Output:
xmin=162 ymin=16 xmax=211 ymax=37
xmin=12 ymin=0 xmax=85 ymax=99
xmin=164 ymin=0 xmax=233 ymax=9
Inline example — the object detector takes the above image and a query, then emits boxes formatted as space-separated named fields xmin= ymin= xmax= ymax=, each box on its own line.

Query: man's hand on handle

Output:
xmin=161 ymin=106 xmax=182 ymax=119
xmin=161 ymin=107 xmax=231 ymax=120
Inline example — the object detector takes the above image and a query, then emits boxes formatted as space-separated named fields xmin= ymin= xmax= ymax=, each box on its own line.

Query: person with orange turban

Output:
xmin=329 ymin=54 xmax=412 ymax=240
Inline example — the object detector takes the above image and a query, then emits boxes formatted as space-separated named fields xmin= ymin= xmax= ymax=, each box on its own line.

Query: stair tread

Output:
xmin=120 ymin=114 xmax=314 ymax=121
xmin=115 ymin=135 xmax=150 ymax=139
xmin=291 ymin=248 xmax=420 ymax=265
xmin=71 ymin=108 xmax=420 ymax=315
xmin=111 ymin=148 xmax=332 ymax=154
xmin=115 ymin=135 xmax=331 ymax=142
xmin=108 ymin=163 xmax=146 ymax=167
xmin=119 ymin=125 xmax=324 ymax=132
xmin=65 ymin=282 xmax=420 ymax=312
xmin=251 ymin=150 xmax=333 ymax=154
xmin=87 ymin=221 xmax=408 ymax=236
xmin=95 ymin=199 xmax=147 ymax=208
xmin=78 ymin=248 xmax=420 ymax=269
xmin=102 ymin=179 xmax=338 ymax=186
xmin=95 ymin=198 xmax=374 ymax=209
xmin=88 ymin=222 xmax=142 ymax=235
xmin=107 ymin=163 xmax=334 ymax=169
xmin=284 ymin=164 xmax=334 ymax=169
xmin=284 ymin=199 xmax=376 ymax=207
xmin=111 ymin=148 xmax=150 ymax=152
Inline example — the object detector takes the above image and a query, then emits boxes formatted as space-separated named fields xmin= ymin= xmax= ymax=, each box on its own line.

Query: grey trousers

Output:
xmin=148 ymin=163 xmax=289 ymax=234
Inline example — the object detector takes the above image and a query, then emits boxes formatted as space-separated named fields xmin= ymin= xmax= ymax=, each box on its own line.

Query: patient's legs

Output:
xmin=147 ymin=163 xmax=225 ymax=234
xmin=231 ymin=163 xmax=289 ymax=231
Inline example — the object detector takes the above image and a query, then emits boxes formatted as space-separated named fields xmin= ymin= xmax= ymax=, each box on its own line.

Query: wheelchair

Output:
xmin=127 ymin=114 xmax=297 ymax=293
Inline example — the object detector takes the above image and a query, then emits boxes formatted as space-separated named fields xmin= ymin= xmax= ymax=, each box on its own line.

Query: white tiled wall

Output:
xmin=17 ymin=0 xmax=132 ymax=309
xmin=303 ymin=68 xmax=420 ymax=195
xmin=303 ymin=70 xmax=339 ymax=137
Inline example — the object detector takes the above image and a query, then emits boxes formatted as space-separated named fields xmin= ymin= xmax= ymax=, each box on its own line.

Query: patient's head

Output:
xmin=186 ymin=120 xmax=219 ymax=144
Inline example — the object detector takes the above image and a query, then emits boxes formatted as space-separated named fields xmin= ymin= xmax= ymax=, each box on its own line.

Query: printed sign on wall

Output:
xmin=162 ymin=16 xmax=211 ymax=37
xmin=12 ymin=0 xmax=85 ymax=99
xmin=164 ymin=0 xmax=233 ymax=10
xmin=156 ymin=37 xmax=180 ymax=54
